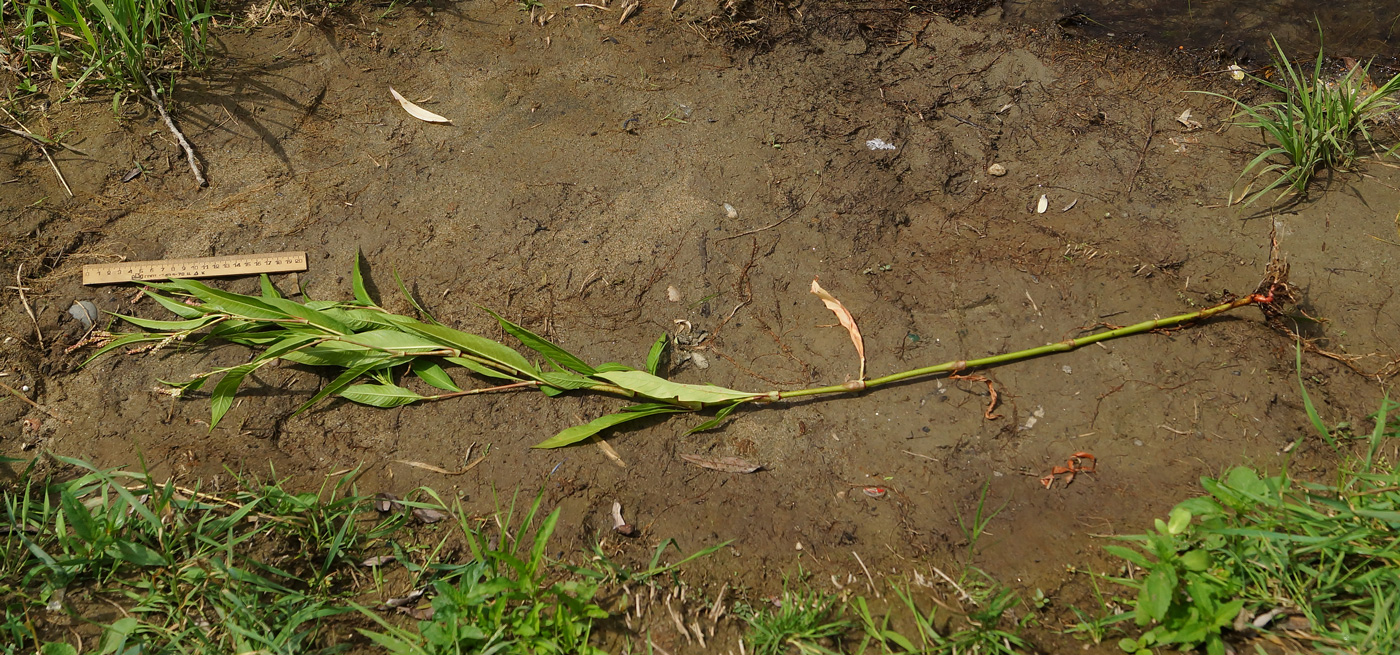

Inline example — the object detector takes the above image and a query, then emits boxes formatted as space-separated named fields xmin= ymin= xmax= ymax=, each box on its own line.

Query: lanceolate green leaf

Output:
xmin=260 ymin=296 xmax=351 ymax=335
xmin=386 ymin=318 xmax=534 ymax=378
xmin=539 ymin=371 xmax=594 ymax=390
xmin=591 ymin=370 xmax=754 ymax=407
xmin=533 ymin=405 xmax=692 ymax=449
xmin=211 ymin=363 xmax=259 ymax=429
xmin=645 ymin=333 xmax=669 ymax=376
xmin=280 ymin=343 xmax=397 ymax=369
xmin=352 ymin=250 xmax=375 ymax=306
xmin=294 ymin=359 xmax=403 ymax=416
xmin=445 ymin=356 xmax=523 ymax=382
xmin=686 ymin=401 xmax=744 ymax=434
xmin=485 ymin=308 xmax=596 ymax=375
xmin=338 ymin=384 xmax=424 ymax=408
xmin=114 ymin=314 xmax=217 ymax=332
xmin=342 ymin=329 xmax=448 ymax=355
xmin=411 ymin=359 xmax=462 ymax=392
xmin=259 ymin=274 xmax=282 ymax=299
xmin=142 ymin=288 xmax=207 ymax=318
xmin=82 ymin=333 xmax=168 ymax=366
xmin=164 ymin=278 xmax=286 ymax=320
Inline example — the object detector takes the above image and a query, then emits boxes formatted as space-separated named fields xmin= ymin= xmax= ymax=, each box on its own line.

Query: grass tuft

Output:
xmin=1199 ymin=29 xmax=1400 ymax=207
xmin=1 ymin=0 xmax=214 ymax=99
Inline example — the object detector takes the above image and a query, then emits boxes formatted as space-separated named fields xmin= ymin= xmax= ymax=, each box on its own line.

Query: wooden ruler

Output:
xmin=82 ymin=251 xmax=308 ymax=285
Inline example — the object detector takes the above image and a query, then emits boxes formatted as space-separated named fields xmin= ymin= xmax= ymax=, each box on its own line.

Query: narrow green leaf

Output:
xmin=293 ymin=359 xmax=396 ymax=416
xmin=592 ymin=370 xmax=753 ymax=407
xmin=393 ymin=269 xmax=437 ymax=324
xmin=1102 ymin=545 xmax=1153 ymax=569
xmin=484 ymin=308 xmax=596 ymax=375
xmin=338 ymin=384 xmax=425 ymax=408
xmin=540 ymin=371 xmax=593 ymax=390
xmin=533 ymin=405 xmax=691 ymax=448
xmin=81 ymin=333 xmax=168 ymax=366
xmin=260 ymin=296 xmax=352 ymax=335
xmin=527 ymin=508 xmax=561 ymax=579
xmin=142 ymin=288 xmax=208 ymax=318
xmin=387 ymin=318 xmax=534 ymax=377
xmin=1296 ymin=342 xmax=1335 ymax=447
xmin=254 ymin=334 xmax=322 ymax=363
xmin=210 ymin=363 xmax=258 ymax=429
xmin=645 ymin=333 xmax=669 ymax=376
xmin=114 ymin=314 xmax=217 ymax=331
xmin=280 ymin=343 xmax=396 ymax=368
xmin=594 ymin=362 xmax=634 ymax=373
xmin=686 ymin=401 xmax=744 ymax=434
xmin=164 ymin=278 xmax=287 ymax=320
xmin=445 ymin=356 xmax=523 ymax=382
xmin=411 ymin=359 xmax=461 ymax=392
xmin=352 ymin=249 xmax=375 ymax=306
xmin=343 ymin=329 xmax=449 ymax=354
xmin=259 ymin=274 xmax=282 ymax=299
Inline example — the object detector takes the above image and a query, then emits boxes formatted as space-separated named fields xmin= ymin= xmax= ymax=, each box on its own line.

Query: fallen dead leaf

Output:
xmin=680 ymin=454 xmax=762 ymax=473
xmin=361 ymin=555 xmax=396 ymax=567
xmin=390 ymin=87 xmax=453 ymax=124
xmin=412 ymin=507 xmax=448 ymax=523
xmin=810 ymin=278 xmax=866 ymax=379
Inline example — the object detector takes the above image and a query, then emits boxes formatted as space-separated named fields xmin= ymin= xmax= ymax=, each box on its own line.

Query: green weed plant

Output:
xmin=1105 ymin=368 xmax=1400 ymax=655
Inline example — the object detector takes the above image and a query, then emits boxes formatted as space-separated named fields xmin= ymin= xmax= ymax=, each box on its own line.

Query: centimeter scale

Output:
xmin=82 ymin=252 xmax=308 ymax=285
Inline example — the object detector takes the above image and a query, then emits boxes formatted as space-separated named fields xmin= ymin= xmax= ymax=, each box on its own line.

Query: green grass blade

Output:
xmin=645 ymin=333 xmax=668 ymax=376
xmin=1296 ymin=342 xmax=1335 ymax=447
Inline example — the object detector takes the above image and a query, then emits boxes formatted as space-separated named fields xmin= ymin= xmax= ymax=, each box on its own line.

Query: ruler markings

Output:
xmin=82 ymin=252 xmax=308 ymax=285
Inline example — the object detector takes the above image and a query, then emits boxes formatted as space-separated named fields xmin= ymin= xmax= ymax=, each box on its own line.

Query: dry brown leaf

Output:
xmin=679 ymin=454 xmax=762 ymax=473
xmin=810 ymin=278 xmax=866 ymax=380
xmin=396 ymin=459 xmax=452 ymax=474
xmin=389 ymin=87 xmax=453 ymax=124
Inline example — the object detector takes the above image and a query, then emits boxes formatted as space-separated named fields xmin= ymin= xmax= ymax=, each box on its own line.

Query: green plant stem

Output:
xmin=760 ymin=292 xmax=1272 ymax=402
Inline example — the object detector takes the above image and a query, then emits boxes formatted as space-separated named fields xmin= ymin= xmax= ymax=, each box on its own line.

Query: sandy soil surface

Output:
xmin=3 ymin=1 xmax=1398 ymax=651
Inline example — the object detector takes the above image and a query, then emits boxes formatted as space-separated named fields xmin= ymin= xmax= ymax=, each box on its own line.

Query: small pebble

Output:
xmin=1134 ymin=439 xmax=1144 ymax=446
xmin=987 ymin=163 xmax=1007 ymax=176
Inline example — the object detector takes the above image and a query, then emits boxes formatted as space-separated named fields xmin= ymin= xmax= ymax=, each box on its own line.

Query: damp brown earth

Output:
xmin=2 ymin=2 xmax=1399 ymax=652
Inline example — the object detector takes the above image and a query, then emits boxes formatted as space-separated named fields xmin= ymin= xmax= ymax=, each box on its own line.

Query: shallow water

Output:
xmin=1004 ymin=0 xmax=1400 ymax=61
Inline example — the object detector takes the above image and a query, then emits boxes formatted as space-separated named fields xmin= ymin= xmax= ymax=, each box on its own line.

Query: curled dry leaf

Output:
xmin=1176 ymin=108 xmax=1203 ymax=131
xmin=361 ymin=555 xmax=397 ymax=567
xmin=810 ymin=278 xmax=866 ymax=380
xmin=389 ymin=87 xmax=453 ymax=124
xmin=611 ymin=501 xmax=634 ymax=536
xmin=680 ymin=453 xmax=762 ymax=473
xmin=380 ymin=588 xmax=425 ymax=610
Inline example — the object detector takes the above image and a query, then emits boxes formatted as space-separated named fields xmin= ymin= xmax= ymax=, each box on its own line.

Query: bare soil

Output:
xmin=3 ymin=1 xmax=1399 ymax=652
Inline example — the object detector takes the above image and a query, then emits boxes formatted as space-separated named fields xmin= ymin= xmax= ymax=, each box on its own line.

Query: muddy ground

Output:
xmin=3 ymin=1 xmax=1399 ymax=652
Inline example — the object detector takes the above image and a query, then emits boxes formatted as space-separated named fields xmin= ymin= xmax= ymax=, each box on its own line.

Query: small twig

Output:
xmin=930 ymin=565 xmax=973 ymax=604
xmin=0 ymin=124 xmax=91 ymax=156
xmin=143 ymin=72 xmax=207 ymax=187
xmin=0 ymin=379 xmax=67 ymax=424
xmin=852 ymin=551 xmax=880 ymax=597
xmin=2 ymin=107 xmax=72 ymax=196
xmin=15 ymin=265 xmax=42 ymax=347
xmin=716 ymin=186 xmax=822 ymax=242
xmin=1125 ymin=115 xmax=1156 ymax=194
